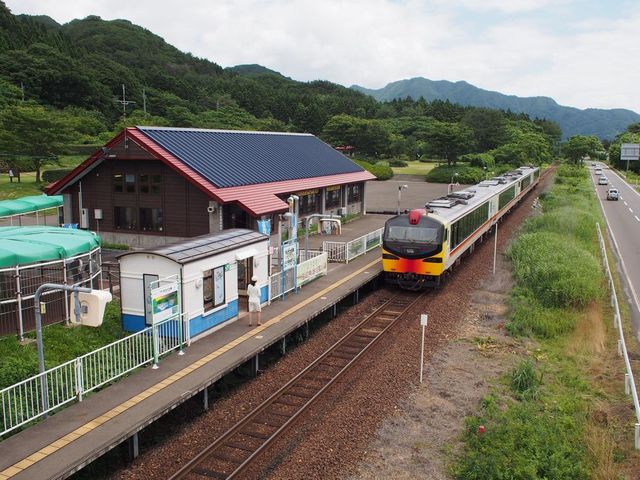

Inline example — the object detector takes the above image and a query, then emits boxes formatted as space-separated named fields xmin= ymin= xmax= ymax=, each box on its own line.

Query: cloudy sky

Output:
xmin=6 ymin=0 xmax=640 ymax=113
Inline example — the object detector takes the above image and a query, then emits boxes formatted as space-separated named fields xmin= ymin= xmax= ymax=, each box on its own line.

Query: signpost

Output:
xmin=149 ymin=276 xmax=182 ymax=367
xmin=621 ymin=143 xmax=640 ymax=174
xmin=419 ymin=314 xmax=428 ymax=383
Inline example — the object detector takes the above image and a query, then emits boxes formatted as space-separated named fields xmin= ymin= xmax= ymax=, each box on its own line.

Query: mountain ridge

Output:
xmin=351 ymin=77 xmax=640 ymax=139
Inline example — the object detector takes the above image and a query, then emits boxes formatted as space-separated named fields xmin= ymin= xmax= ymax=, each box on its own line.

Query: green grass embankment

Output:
xmin=453 ymin=164 xmax=636 ymax=478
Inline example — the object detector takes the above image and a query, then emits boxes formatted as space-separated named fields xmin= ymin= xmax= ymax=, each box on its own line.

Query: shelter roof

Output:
xmin=0 ymin=226 xmax=100 ymax=268
xmin=0 ymin=195 xmax=63 ymax=218
xmin=118 ymin=228 xmax=268 ymax=265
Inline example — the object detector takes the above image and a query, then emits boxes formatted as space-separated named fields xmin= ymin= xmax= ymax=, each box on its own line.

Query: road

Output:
xmin=591 ymin=164 xmax=640 ymax=342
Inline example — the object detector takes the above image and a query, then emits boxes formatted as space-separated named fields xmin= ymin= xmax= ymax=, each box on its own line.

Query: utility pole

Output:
xmin=115 ymin=84 xmax=136 ymax=122
xmin=142 ymin=88 xmax=147 ymax=115
xmin=20 ymin=82 xmax=25 ymax=102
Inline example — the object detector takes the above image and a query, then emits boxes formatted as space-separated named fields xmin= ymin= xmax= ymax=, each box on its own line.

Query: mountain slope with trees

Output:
xmin=352 ymin=77 xmax=640 ymax=140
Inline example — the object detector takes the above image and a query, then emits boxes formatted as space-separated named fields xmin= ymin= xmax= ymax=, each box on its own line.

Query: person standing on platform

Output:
xmin=247 ymin=275 xmax=262 ymax=326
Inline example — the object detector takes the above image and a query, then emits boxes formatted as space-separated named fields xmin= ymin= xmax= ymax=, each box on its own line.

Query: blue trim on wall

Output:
xmin=123 ymin=313 xmax=146 ymax=332
xmin=260 ymin=285 xmax=268 ymax=303
xmin=190 ymin=299 xmax=239 ymax=337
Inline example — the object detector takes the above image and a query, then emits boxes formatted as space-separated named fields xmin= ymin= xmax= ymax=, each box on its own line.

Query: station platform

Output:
xmin=0 ymin=217 xmax=387 ymax=480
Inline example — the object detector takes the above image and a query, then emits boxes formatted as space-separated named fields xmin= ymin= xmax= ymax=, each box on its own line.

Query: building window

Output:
xmin=348 ymin=184 xmax=361 ymax=203
xmin=326 ymin=186 xmax=341 ymax=209
xmin=298 ymin=189 xmax=319 ymax=215
xmin=114 ymin=206 xmax=137 ymax=230
xmin=140 ymin=174 xmax=162 ymax=194
xmin=113 ymin=174 xmax=136 ymax=193
xmin=140 ymin=208 xmax=164 ymax=232
xmin=203 ymin=266 xmax=225 ymax=312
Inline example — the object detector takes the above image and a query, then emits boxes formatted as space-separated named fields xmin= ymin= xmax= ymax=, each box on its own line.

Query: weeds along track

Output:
xmin=168 ymin=292 xmax=424 ymax=480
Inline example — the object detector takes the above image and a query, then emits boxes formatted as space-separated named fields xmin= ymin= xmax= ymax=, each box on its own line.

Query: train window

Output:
xmin=388 ymin=226 xmax=439 ymax=242
xmin=451 ymin=202 xmax=489 ymax=249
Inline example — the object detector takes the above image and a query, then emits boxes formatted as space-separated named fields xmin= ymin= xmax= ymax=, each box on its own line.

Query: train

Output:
xmin=382 ymin=166 xmax=540 ymax=290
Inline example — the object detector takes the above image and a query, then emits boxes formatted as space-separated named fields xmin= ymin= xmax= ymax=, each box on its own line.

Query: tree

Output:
xmin=461 ymin=108 xmax=507 ymax=151
xmin=0 ymin=104 xmax=73 ymax=181
xmin=423 ymin=121 xmax=474 ymax=165
xmin=562 ymin=135 xmax=603 ymax=164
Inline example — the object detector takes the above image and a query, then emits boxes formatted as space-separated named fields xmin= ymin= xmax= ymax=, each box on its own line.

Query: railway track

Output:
xmin=169 ymin=292 xmax=423 ymax=480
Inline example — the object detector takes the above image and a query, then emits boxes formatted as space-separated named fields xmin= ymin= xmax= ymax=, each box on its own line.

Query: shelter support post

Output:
xmin=253 ymin=354 xmax=260 ymax=377
xmin=281 ymin=337 xmax=286 ymax=355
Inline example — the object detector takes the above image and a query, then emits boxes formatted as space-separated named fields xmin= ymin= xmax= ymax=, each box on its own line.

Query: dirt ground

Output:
xmin=348 ymin=253 xmax=532 ymax=479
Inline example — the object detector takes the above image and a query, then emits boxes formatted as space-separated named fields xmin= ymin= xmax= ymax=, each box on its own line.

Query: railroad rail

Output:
xmin=169 ymin=292 xmax=423 ymax=479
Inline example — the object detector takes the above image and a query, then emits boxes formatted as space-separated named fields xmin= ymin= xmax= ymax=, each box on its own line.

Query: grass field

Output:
xmin=0 ymin=155 xmax=84 ymax=200
xmin=390 ymin=160 xmax=438 ymax=176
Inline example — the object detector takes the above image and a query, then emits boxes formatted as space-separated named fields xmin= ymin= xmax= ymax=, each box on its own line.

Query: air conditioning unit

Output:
xmin=80 ymin=208 xmax=89 ymax=229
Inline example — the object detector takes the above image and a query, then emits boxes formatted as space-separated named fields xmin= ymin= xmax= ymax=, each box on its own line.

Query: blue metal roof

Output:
xmin=137 ymin=127 xmax=365 ymax=188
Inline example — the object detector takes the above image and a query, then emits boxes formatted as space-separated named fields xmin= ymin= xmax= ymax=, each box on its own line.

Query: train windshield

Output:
xmin=387 ymin=226 xmax=439 ymax=243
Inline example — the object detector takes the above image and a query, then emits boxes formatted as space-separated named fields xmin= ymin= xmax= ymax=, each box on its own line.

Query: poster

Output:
xmin=151 ymin=283 xmax=179 ymax=323
xmin=282 ymin=242 xmax=297 ymax=271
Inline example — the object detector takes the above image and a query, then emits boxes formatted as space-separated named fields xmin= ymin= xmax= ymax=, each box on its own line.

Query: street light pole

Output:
xmin=35 ymin=283 xmax=92 ymax=415
xmin=397 ymin=184 xmax=408 ymax=215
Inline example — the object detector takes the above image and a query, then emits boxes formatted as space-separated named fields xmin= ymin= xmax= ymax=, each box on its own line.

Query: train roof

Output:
xmin=425 ymin=166 xmax=538 ymax=222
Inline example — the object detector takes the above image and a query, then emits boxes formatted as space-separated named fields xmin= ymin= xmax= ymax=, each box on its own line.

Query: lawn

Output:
xmin=391 ymin=160 xmax=438 ymax=176
xmin=0 ymin=155 xmax=84 ymax=200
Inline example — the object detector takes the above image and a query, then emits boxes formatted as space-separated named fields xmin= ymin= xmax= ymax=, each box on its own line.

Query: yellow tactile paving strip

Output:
xmin=0 ymin=258 xmax=380 ymax=479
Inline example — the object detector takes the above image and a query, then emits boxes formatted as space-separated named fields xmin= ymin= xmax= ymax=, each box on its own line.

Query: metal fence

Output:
xmin=269 ymin=251 xmax=328 ymax=301
xmin=0 ymin=315 xmax=187 ymax=438
xmin=596 ymin=223 xmax=640 ymax=449
xmin=0 ymin=248 xmax=102 ymax=338
xmin=322 ymin=228 xmax=383 ymax=263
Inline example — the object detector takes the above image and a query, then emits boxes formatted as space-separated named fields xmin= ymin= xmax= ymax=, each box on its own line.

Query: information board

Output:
xmin=282 ymin=242 xmax=298 ymax=271
xmin=150 ymin=283 xmax=179 ymax=323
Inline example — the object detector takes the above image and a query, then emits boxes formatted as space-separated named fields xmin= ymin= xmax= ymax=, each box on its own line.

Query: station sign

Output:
xmin=282 ymin=242 xmax=298 ymax=271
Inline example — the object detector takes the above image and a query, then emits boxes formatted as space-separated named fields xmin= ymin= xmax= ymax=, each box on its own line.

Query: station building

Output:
xmin=47 ymin=126 xmax=375 ymax=247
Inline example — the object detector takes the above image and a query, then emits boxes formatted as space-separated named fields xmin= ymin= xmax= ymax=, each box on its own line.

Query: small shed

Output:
xmin=118 ymin=229 xmax=270 ymax=338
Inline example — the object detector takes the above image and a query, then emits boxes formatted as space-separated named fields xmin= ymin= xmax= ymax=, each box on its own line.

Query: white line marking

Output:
xmin=624 ymin=201 xmax=629 ymax=206
xmin=630 ymin=208 xmax=634 ymax=213
xmin=635 ymin=215 xmax=640 ymax=222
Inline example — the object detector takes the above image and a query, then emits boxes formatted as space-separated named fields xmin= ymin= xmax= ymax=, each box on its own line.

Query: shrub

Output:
xmin=42 ymin=169 xmax=73 ymax=183
xmin=459 ymin=152 xmax=495 ymax=169
xmin=354 ymin=159 xmax=393 ymax=180
xmin=508 ymin=232 xmax=602 ymax=309
xmin=101 ymin=242 xmax=130 ymax=250
xmin=507 ymin=288 xmax=580 ymax=338
xmin=389 ymin=159 xmax=408 ymax=167
xmin=425 ymin=165 xmax=485 ymax=184
xmin=510 ymin=359 xmax=541 ymax=400
xmin=454 ymin=400 xmax=588 ymax=479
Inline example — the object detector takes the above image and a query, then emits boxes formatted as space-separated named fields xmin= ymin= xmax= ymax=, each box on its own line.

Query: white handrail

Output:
xmin=596 ymin=222 xmax=640 ymax=449
xmin=0 ymin=314 xmax=187 ymax=437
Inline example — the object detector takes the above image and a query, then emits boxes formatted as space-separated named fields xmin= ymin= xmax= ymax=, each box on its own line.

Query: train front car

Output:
xmin=382 ymin=209 xmax=446 ymax=290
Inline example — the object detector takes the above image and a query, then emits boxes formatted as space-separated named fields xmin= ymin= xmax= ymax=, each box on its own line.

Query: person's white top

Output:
xmin=247 ymin=283 xmax=260 ymax=303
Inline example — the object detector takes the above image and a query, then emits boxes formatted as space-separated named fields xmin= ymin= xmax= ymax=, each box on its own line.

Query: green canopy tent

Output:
xmin=0 ymin=226 xmax=102 ymax=338
xmin=0 ymin=195 xmax=63 ymax=226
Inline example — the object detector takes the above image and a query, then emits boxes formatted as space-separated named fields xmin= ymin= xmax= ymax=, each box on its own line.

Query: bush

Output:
xmin=42 ymin=169 xmax=73 ymax=183
xmin=425 ymin=165 xmax=485 ymax=184
xmin=507 ymin=288 xmax=580 ymax=338
xmin=389 ymin=159 xmax=408 ymax=167
xmin=459 ymin=152 xmax=495 ymax=169
xmin=508 ymin=231 xmax=602 ymax=309
xmin=354 ymin=159 xmax=393 ymax=180
xmin=101 ymin=242 xmax=130 ymax=250
xmin=511 ymin=359 xmax=541 ymax=400
xmin=454 ymin=399 xmax=588 ymax=479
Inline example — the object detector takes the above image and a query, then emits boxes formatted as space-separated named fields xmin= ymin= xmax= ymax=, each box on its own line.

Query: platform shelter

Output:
xmin=118 ymin=229 xmax=270 ymax=337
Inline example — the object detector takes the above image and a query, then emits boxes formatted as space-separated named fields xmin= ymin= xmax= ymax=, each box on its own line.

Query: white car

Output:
xmin=595 ymin=168 xmax=603 ymax=175
xmin=598 ymin=176 xmax=608 ymax=185
xmin=606 ymin=188 xmax=619 ymax=201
